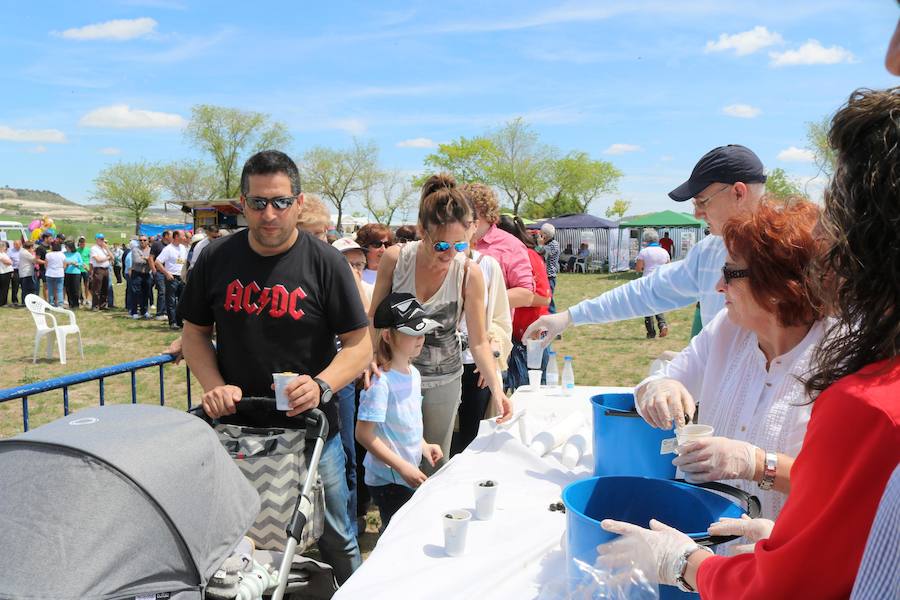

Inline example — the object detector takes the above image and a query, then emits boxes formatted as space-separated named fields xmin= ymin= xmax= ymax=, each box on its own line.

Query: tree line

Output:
xmin=93 ymin=105 xmax=829 ymax=233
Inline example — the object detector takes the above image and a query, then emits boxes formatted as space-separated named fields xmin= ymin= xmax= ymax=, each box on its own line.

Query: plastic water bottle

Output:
xmin=546 ymin=351 xmax=559 ymax=389
xmin=562 ymin=356 xmax=575 ymax=395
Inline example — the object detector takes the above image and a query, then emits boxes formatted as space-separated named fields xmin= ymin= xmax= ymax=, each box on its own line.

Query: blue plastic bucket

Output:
xmin=562 ymin=476 xmax=760 ymax=599
xmin=591 ymin=393 xmax=675 ymax=479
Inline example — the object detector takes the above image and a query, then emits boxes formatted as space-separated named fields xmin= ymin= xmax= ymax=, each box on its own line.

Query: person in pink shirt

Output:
xmin=464 ymin=183 xmax=535 ymax=310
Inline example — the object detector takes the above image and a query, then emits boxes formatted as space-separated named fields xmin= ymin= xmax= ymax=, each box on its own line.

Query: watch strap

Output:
xmin=675 ymin=545 xmax=712 ymax=592
xmin=759 ymin=450 xmax=777 ymax=490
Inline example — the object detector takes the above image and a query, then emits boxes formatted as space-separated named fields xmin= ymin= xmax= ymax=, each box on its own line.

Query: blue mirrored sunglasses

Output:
xmin=432 ymin=240 xmax=469 ymax=253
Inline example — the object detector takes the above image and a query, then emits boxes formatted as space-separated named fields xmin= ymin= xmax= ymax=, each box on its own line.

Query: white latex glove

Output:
xmin=600 ymin=518 xmax=696 ymax=586
xmin=635 ymin=378 xmax=696 ymax=430
xmin=708 ymin=514 xmax=775 ymax=555
xmin=522 ymin=310 xmax=572 ymax=348
xmin=673 ymin=436 xmax=758 ymax=483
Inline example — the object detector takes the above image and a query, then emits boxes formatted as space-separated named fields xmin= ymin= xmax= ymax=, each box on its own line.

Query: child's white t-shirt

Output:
xmin=358 ymin=366 xmax=424 ymax=489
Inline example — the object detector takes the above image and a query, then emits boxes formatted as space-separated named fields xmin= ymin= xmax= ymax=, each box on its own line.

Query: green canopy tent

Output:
xmin=618 ymin=210 xmax=708 ymax=263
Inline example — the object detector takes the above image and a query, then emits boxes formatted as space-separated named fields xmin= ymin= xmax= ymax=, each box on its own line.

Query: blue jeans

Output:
xmin=46 ymin=276 xmax=64 ymax=307
xmin=336 ymin=383 xmax=357 ymax=529
xmin=154 ymin=272 xmax=167 ymax=315
xmin=164 ymin=276 xmax=184 ymax=327
xmin=369 ymin=483 xmax=414 ymax=531
xmin=317 ymin=435 xmax=362 ymax=584
xmin=130 ymin=272 xmax=151 ymax=316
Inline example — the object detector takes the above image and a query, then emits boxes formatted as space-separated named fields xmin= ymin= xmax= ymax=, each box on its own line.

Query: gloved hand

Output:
xmin=673 ymin=436 xmax=758 ymax=483
xmin=635 ymin=378 xmax=696 ymax=429
xmin=708 ymin=514 xmax=775 ymax=555
xmin=522 ymin=310 xmax=572 ymax=348
xmin=600 ymin=518 xmax=697 ymax=586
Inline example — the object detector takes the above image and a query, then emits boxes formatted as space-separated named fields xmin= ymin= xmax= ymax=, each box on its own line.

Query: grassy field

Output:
xmin=0 ymin=272 xmax=694 ymax=437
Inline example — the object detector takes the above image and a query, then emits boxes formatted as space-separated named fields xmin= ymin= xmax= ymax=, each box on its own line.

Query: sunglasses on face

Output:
xmin=432 ymin=240 xmax=469 ymax=253
xmin=367 ymin=240 xmax=392 ymax=249
xmin=722 ymin=265 xmax=750 ymax=284
xmin=243 ymin=195 xmax=296 ymax=211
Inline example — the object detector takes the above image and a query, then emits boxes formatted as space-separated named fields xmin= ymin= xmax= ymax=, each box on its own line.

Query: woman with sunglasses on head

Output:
xmin=368 ymin=173 xmax=512 ymax=472
xmin=356 ymin=223 xmax=394 ymax=286
xmin=633 ymin=199 xmax=827 ymax=528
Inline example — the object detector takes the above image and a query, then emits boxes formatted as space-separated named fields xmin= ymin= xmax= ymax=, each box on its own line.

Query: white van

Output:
xmin=0 ymin=221 xmax=28 ymax=243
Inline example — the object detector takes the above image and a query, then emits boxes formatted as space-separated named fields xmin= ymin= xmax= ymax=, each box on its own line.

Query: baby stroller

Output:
xmin=0 ymin=403 xmax=335 ymax=600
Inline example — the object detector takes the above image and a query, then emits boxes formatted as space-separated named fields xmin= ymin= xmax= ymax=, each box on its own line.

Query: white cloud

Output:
xmin=55 ymin=17 xmax=158 ymax=41
xmin=705 ymin=26 xmax=783 ymax=56
xmin=769 ymin=40 xmax=855 ymax=66
xmin=27 ymin=145 xmax=48 ymax=154
xmin=660 ymin=155 xmax=673 ymax=162
xmin=326 ymin=118 xmax=368 ymax=136
xmin=777 ymin=146 xmax=816 ymax=162
xmin=99 ymin=147 xmax=122 ymax=155
xmin=722 ymin=104 xmax=761 ymax=118
xmin=396 ymin=137 xmax=437 ymax=149
xmin=79 ymin=104 xmax=186 ymax=128
xmin=0 ymin=125 xmax=67 ymax=143
xmin=604 ymin=143 xmax=641 ymax=155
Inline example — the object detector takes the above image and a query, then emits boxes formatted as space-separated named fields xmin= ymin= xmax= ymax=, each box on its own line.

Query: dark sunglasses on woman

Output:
xmin=367 ymin=240 xmax=393 ymax=249
xmin=722 ymin=265 xmax=750 ymax=284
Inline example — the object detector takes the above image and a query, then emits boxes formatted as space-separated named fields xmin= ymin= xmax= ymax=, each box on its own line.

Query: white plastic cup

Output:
xmin=676 ymin=424 xmax=714 ymax=446
xmin=443 ymin=509 xmax=472 ymax=556
xmin=528 ymin=369 xmax=542 ymax=391
xmin=272 ymin=372 xmax=298 ymax=411
xmin=474 ymin=479 xmax=499 ymax=520
xmin=526 ymin=339 xmax=543 ymax=370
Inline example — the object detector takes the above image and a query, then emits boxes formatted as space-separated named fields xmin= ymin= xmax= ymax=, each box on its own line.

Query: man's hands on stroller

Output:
xmin=203 ymin=384 xmax=243 ymax=418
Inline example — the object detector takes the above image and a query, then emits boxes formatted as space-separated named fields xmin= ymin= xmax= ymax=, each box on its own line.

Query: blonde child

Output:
xmin=356 ymin=292 xmax=443 ymax=529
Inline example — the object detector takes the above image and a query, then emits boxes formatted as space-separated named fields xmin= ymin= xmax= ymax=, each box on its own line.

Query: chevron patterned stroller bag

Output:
xmin=215 ymin=422 xmax=326 ymax=553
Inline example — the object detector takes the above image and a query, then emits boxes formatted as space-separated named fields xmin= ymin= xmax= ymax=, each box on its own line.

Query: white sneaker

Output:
xmin=155 ymin=315 xmax=168 ymax=321
xmin=143 ymin=312 xmax=151 ymax=319
xmin=131 ymin=314 xmax=140 ymax=320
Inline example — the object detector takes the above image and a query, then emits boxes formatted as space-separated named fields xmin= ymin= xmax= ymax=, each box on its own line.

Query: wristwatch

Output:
xmin=674 ymin=544 xmax=713 ymax=592
xmin=759 ymin=450 xmax=778 ymax=490
xmin=313 ymin=378 xmax=333 ymax=404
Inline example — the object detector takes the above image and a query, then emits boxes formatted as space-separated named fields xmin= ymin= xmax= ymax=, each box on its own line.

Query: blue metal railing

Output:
xmin=0 ymin=354 xmax=193 ymax=432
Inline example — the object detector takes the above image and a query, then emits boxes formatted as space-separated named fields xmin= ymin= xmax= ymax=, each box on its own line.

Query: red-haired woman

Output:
xmin=633 ymin=199 xmax=826 ymax=523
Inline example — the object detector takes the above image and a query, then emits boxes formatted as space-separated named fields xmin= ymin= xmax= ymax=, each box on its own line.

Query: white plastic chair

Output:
xmin=573 ymin=258 xmax=587 ymax=273
xmin=25 ymin=294 xmax=84 ymax=365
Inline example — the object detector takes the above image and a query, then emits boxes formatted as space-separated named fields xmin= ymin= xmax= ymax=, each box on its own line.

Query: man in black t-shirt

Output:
xmin=179 ymin=150 xmax=371 ymax=584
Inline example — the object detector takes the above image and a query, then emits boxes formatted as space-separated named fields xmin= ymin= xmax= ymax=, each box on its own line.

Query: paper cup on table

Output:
xmin=474 ymin=479 xmax=499 ymax=520
xmin=443 ymin=509 xmax=472 ymax=556
xmin=528 ymin=369 xmax=542 ymax=391
xmin=272 ymin=372 xmax=298 ymax=411
xmin=526 ymin=339 xmax=543 ymax=370
xmin=676 ymin=424 xmax=714 ymax=446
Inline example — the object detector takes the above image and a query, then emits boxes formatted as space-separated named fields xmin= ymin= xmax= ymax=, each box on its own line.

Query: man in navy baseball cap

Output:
xmin=668 ymin=144 xmax=767 ymax=202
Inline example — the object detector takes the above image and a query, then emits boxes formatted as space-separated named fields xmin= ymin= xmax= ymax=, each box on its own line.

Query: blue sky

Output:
xmin=1 ymin=0 xmax=897 ymax=216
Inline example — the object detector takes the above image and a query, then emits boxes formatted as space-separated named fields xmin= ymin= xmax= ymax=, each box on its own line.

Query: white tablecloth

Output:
xmin=334 ymin=386 xmax=631 ymax=600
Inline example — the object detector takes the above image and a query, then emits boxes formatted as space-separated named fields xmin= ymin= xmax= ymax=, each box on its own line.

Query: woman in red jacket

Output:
xmin=601 ymin=87 xmax=900 ymax=598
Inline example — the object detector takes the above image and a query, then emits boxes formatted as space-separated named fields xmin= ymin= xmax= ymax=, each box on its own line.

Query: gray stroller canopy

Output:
xmin=0 ymin=404 xmax=260 ymax=600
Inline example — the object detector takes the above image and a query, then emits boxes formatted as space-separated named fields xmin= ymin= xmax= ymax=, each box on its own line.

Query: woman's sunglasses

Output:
xmin=367 ymin=240 xmax=393 ymax=249
xmin=243 ymin=195 xmax=295 ymax=211
xmin=432 ymin=240 xmax=469 ymax=253
xmin=722 ymin=265 xmax=750 ymax=284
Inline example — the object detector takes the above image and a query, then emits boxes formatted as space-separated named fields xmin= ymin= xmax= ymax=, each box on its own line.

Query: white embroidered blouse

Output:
xmin=637 ymin=309 xmax=828 ymax=519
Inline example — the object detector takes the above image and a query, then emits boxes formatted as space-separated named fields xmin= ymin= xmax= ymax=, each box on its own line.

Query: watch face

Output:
xmin=321 ymin=389 xmax=332 ymax=403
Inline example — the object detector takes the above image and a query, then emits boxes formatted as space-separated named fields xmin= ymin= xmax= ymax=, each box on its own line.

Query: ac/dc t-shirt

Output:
xmin=178 ymin=229 xmax=369 ymax=438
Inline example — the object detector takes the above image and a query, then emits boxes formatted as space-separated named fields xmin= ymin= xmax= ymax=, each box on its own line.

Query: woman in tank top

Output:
xmin=369 ymin=173 xmax=512 ymax=470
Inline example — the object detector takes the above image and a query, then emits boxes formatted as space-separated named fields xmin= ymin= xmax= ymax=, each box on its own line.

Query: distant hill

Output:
xmin=0 ymin=187 xmax=79 ymax=207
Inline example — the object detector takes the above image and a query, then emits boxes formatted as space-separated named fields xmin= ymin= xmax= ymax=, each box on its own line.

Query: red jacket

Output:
xmin=512 ymin=249 xmax=550 ymax=341
xmin=697 ymin=358 xmax=900 ymax=599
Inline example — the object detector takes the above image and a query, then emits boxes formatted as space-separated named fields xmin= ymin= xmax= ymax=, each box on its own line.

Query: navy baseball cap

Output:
xmin=668 ymin=145 xmax=767 ymax=202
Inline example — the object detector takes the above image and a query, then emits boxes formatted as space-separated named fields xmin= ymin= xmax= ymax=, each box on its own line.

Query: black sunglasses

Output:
xmin=722 ymin=265 xmax=750 ymax=284
xmin=367 ymin=240 xmax=393 ymax=249
xmin=244 ymin=195 xmax=296 ymax=211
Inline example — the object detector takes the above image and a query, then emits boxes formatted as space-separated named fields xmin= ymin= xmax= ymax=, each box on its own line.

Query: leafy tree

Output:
xmin=806 ymin=116 xmax=836 ymax=177
xmin=363 ymin=169 xmax=416 ymax=225
xmin=185 ymin=105 xmax=291 ymax=198
xmin=301 ymin=140 xmax=379 ymax=231
xmin=546 ymin=151 xmax=622 ymax=215
xmin=605 ymin=199 xmax=631 ymax=220
xmin=92 ymin=161 xmax=162 ymax=234
xmin=765 ymin=167 xmax=807 ymax=201
xmin=160 ymin=160 xmax=218 ymax=206
xmin=423 ymin=135 xmax=497 ymax=184
xmin=489 ymin=118 xmax=552 ymax=215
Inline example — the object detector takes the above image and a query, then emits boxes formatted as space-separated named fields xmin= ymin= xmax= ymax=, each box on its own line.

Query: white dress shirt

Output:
xmin=637 ymin=309 xmax=829 ymax=518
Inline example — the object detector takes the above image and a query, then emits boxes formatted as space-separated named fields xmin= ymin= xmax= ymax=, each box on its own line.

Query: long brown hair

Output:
xmin=805 ymin=87 xmax=900 ymax=395
xmin=418 ymin=173 xmax=473 ymax=233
